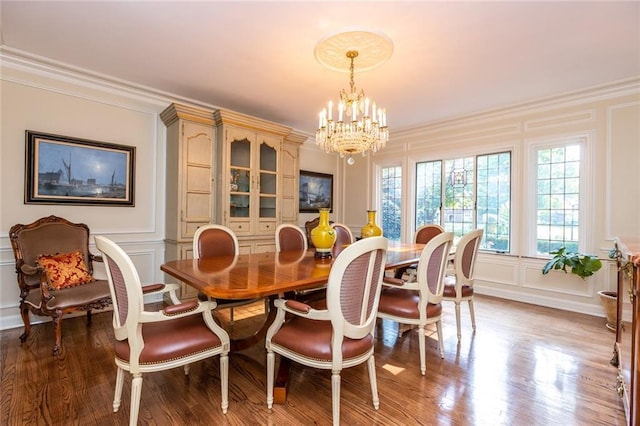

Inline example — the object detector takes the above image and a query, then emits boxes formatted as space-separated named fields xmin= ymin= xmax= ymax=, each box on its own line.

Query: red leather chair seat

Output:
xmin=271 ymin=317 xmax=374 ymax=361
xmin=115 ymin=314 xmax=223 ymax=364
xmin=378 ymin=287 xmax=442 ymax=319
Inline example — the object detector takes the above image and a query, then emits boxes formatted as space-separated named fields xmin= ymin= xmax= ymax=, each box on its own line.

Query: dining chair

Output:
xmin=266 ymin=236 xmax=388 ymax=425
xmin=275 ymin=223 xmax=329 ymax=302
xmin=394 ymin=224 xmax=445 ymax=281
xmin=193 ymin=224 xmax=261 ymax=324
xmin=94 ymin=236 xmax=230 ymax=426
xmin=304 ymin=216 xmax=334 ymax=248
xmin=377 ymin=232 xmax=454 ymax=375
xmin=331 ymin=222 xmax=354 ymax=255
xmin=443 ymin=228 xmax=484 ymax=340
xmin=275 ymin=223 xmax=308 ymax=252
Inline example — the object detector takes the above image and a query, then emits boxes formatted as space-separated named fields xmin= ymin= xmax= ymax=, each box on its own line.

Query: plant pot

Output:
xmin=597 ymin=290 xmax=617 ymax=332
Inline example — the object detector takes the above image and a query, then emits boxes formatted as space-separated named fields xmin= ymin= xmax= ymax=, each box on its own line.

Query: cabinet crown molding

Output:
xmin=160 ymin=103 xmax=214 ymax=127
xmin=284 ymin=130 xmax=308 ymax=146
xmin=214 ymin=108 xmax=291 ymax=137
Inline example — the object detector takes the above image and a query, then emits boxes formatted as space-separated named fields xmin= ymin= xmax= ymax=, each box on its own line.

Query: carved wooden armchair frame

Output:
xmin=9 ymin=215 xmax=112 ymax=355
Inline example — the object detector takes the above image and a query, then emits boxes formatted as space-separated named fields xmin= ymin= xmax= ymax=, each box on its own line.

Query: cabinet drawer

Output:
xmin=258 ymin=221 xmax=277 ymax=233
xmin=228 ymin=220 xmax=251 ymax=235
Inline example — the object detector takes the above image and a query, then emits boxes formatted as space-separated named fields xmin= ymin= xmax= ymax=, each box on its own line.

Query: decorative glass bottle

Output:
xmin=310 ymin=208 xmax=337 ymax=259
xmin=361 ymin=210 xmax=383 ymax=238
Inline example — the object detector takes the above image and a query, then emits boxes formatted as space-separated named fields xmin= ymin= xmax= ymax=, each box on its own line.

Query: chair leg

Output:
xmin=229 ymin=307 xmax=235 ymax=325
xmin=367 ymin=355 xmax=380 ymax=410
xmin=436 ymin=320 xmax=445 ymax=359
xmin=220 ymin=353 xmax=229 ymax=414
xmin=86 ymin=309 xmax=92 ymax=326
xmin=113 ymin=367 xmax=125 ymax=412
xmin=129 ymin=373 xmax=143 ymax=426
xmin=18 ymin=304 xmax=31 ymax=342
xmin=469 ymin=299 xmax=476 ymax=332
xmin=455 ymin=302 xmax=462 ymax=341
xmin=331 ymin=370 xmax=341 ymax=426
xmin=418 ymin=325 xmax=426 ymax=375
xmin=266 ymin=351 xmax=275 ymax=409
xmin=52 ymin=313 xmax=63 ymax=356
xmin=184 ymin=364 xmax=190 ymax=375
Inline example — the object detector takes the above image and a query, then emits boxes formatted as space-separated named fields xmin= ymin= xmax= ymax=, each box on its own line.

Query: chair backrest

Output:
xmin=193 ymin=224 xmax=239 ymax=259
xmin=305 ymin=216 xmax=334 ymax=248
xmin=9 ymin=215 xmax=94 ymax=289
xmin=325 ymin=236 xmax=388 ymax=361
xmin=415 ymin=232 xmax=455 ymax=306
xmin=452 ymin=229 xmax=484 ymax=286
xmin=414 ymin=224 xmax=445 ymax=244
xmin=275 ymin=224 xmax=308 ymax=252
xmin=94 ymin=236 xmax=144 ymax=342
xmin=331 ymin=223 xmax=354 ymax=247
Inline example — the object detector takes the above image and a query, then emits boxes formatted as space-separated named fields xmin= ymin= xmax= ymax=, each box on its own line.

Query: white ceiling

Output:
xmin=1 ymin=1 xmax=639 ymax=137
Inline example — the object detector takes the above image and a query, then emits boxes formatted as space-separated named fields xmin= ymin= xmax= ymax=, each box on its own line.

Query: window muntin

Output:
xmin=535 ymin=144 xmax=581 ymax=254
xmin=381 ymin=165 xmax=402 ymax=241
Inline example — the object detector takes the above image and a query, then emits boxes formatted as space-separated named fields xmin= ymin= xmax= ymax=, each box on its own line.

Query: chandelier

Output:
xmin=314 ymin=30 xmax=392 ymax=165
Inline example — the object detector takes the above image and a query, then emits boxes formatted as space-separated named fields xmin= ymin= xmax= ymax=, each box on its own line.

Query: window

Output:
xmin=535 ymin=144 xmax=581 ymax=255
xmin=415 ymin=161 xmax=442 ymax=227
xmin=381 ymin=166 xmax=402 ymax=241
xmin=444 ymin=157 xmax=475 ymax=236
xmin=476 ymin=152 xmax=511 ymax=251
xmin=415 ymin=152 xmax=511 ymax=252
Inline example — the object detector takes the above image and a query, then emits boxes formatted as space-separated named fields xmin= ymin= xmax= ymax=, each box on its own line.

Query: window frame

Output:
xmin=526 ymin=132 xmax=593 ymax=257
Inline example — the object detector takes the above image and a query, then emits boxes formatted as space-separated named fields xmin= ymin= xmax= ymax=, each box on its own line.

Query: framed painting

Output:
xmin=25 ymin=130 xmax=135 ymax=206
xmin=299 ymin=170 xmax=333 ymax=213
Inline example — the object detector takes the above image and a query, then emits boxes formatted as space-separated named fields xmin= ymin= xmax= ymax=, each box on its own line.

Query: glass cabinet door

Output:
xmin=230 ymin=138 xmax=251 ymax=218
xmin=259 ymin=142 xmax=277 ymax=218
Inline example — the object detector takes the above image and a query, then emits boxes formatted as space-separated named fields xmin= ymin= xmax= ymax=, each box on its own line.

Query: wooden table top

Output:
xmin=160 ymin=241 xmax=425 ymax=299
xmin=616 ymin=236 xmax=640 ymax=266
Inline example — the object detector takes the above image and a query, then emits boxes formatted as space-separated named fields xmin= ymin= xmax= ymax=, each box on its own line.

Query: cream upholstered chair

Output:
xmin=94 ymin=236 xmax=230 ymax=426
xmin=275 ymin=223 xmax=308 ymax=252
xmin=377 ymin=232 xmax=454 ymax=375
xmin=266 ymin=237 xmax=388 ymax=425
xmin=395 ymin=224 xmax=445 ymax=281
xmin=443 ymin=228 xmax=484 ymax=340
xmin=193 ymin=224 xmax=261 ymax=323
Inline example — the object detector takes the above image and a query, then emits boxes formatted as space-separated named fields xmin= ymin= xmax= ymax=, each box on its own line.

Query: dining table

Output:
xmin=160 ymin=240 xmax=426 ymax=403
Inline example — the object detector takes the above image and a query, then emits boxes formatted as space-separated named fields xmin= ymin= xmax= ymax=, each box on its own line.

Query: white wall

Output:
xmin=0 ymin=53 xmax=173 ymax=329
xmin=353 ymin=78 xmax=640 ymax=317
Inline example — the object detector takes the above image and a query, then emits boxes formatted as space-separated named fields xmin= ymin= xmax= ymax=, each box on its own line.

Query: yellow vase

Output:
xmin=361 ymin=210 xmax=383 ymax=238
xmin=310 ymin=208 xmax=337 ymax=259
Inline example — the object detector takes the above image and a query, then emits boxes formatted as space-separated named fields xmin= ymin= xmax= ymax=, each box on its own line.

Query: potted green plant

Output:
xmin=542 ymin=246 xmax=615 ymax=331
xmin=542 ymin=246 xmax=603 ymax=279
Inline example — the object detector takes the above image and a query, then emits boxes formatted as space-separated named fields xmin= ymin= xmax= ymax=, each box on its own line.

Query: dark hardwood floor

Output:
xmin=0 ymin=295 xmax=626 ymax=425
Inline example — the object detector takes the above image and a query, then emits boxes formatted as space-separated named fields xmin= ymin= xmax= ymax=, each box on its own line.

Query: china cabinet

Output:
xmin=213 ymin=109 xmax=305 ymax=254
xmin=614 ymin=236 xmax=640 ymax=425
xmin=160 ymin=103 xmax=215 ymax=299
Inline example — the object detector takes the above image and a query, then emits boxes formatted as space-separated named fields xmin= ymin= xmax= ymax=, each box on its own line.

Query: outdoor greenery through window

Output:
xmin=415 ymin=152 xmax=511 ymax=252
xmin=381 ymin=165 xmax=402 ymax=241
xmin=535 ymin=144 xmax=581 ymax=255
